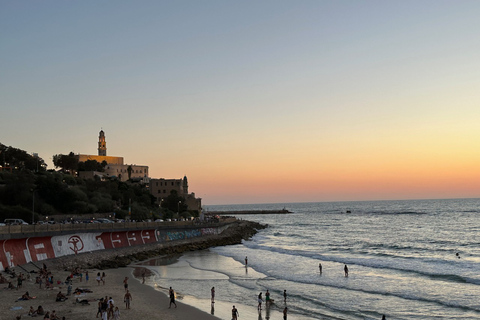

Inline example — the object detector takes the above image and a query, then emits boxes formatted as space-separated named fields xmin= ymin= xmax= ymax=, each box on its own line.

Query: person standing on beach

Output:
xmin=211 ymin=287 xmax=215 ymax=303
xmin=141 ymin=269 xmax=146 ymax=284
xmin=344 ymin=265 xmax=349 ymax=277
xmin=123 ymin=277 xmax=128 ymax=292
xmin=319 ymin=263 xmax=322 ymax=274
xmin=283 ymin=290 xmax=287 ymax=303
xmin=85 ymin=271 xmax=89 ymax=283
xmin=283 ymin=307 xmax=288 ymax=320
xmin=381 ymin=315 xmax=386 ymax=320
xmin=124 ymin=290 xmax=132 ymax=309
xmin=169 ymin=287 xmax=177 ymax=308
xmin=102 ymin=272 xmax=106 ymax=285
xmin=245 ymin=256 xmax=248 ymax=266
xmin=96 ymin=272 xmax=101 ymax=285
xmin=265 ymin=290 xmax=270 ymax=306
xmin=232 ymin=305 xmax=239 ymax=320
xmin=258 ymin=292 xmax=264 ymax=310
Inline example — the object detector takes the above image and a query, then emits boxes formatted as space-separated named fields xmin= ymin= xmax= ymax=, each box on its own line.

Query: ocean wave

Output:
xmin=234 ymin=243 xmax=480 ymax=285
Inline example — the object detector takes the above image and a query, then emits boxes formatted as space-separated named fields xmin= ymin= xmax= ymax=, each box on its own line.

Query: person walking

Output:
xmin=319 ymin=263 xmax=322 ymax=274
xmin=344 ymin=264 xmax=349 ymax=277
xmin=169 ymin=287 xmax=177 ymax=308
xmin=232 ymin=305 xmax=239 ymax=320
xmin=211 ymin=287 xmax=215 ymax=303
xmin=257 ymin=292 xmax=263 ymax=310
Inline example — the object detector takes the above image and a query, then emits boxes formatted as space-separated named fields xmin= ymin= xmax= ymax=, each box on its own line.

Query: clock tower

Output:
xmin=98 ymin=130 xmax=107 ymax=156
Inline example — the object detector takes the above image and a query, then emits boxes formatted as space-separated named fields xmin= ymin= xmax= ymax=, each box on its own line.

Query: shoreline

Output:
xmin=2 ymin=219 xmax=266 ymax=320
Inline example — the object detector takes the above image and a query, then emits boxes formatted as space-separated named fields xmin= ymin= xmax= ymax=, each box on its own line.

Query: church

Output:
xmin=77 ymin=130 xmax=149 ymax=183
xmin=77 ymin=130 xmax=201 ymax=211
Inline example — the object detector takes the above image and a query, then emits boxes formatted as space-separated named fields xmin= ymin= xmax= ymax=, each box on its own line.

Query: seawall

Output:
xmin=1 ymin=219 xmax=266 ymax=271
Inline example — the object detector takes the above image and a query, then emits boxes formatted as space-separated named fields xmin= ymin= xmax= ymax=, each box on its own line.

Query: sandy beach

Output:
xmin=2 ymin=264 xmax=220 ymax=320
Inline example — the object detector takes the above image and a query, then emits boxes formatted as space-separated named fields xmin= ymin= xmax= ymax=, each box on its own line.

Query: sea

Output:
xmin=140 ymin=199 xmax=480 ymax=320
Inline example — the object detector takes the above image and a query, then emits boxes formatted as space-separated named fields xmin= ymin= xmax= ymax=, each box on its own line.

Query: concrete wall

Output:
xmin=0 ymin=226 xmax=221 ymax=271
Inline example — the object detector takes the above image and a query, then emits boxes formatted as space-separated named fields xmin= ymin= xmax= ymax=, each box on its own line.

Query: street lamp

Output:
xmin=178 ymin=201 xmax=181 ymax=214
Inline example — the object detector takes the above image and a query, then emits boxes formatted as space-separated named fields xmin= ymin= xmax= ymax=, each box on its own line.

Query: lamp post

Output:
xmin=178 ymin=201 xmax=181 ymax=214
xmin=32 ymin=190 xmax=35 ymax=225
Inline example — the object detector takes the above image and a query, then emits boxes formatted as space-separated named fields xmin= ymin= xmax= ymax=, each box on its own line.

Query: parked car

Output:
xmin=4 ymin=219 xmax=29 ymax=225
xmin=96 ymin=218 xmax=114 ymax=223
xmin=154 ymin=219 xmax=164 ymax=222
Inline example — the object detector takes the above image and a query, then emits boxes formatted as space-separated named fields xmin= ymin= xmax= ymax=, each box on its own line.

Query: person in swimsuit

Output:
xmin=258 ymin=292 xmax=263 ymax=310
xmin=283 ymin=306 xmax=288 ymax=320
xmin=344 ymin=264 xmax=349 ymax=277
xmin=123 ymin=277 xmax=128 ymax=291
xmin=124 ymin=290 xmax=132 ymax=309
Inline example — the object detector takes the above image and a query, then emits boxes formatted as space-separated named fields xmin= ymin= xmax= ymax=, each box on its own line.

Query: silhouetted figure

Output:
xmin=382 ymin=315 xmax=386 ymax=320
xmin=456 ymin=252 xmax=461 ymax=259
xmin=319 ymin=263 xmax=322 ymax=274
xmin=344 ymin=264 xmax=349 ymax=277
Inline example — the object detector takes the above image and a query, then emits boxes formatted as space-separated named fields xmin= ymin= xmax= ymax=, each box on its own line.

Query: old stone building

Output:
xmin=149 ymin=176 xmax=202 ymax=212
xmin=77 ymin=130 xmax=149 ymax=182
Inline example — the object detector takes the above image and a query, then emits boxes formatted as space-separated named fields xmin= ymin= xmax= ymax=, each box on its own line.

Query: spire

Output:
xmin=98 ymin=130 xmax=107 ymax=156
xmin=183 ymin=175 xmax=188 ymax=194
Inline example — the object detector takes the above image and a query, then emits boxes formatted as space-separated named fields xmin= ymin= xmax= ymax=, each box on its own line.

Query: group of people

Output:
xmin=27 ymin=305 xmax=65 ymax=319
xmin=96 ymin=295 xmax=121 ymax=320
xmin=318 ymin=262 xmax=349 ymax=277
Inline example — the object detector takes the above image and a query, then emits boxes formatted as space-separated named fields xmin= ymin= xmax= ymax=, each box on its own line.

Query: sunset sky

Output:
xmin=1 ymin=1 xmax=480 ymax=205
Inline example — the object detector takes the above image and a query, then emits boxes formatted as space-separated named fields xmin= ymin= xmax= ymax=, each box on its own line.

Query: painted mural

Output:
xmin=0 ymin=227 xmax=218 ymax=271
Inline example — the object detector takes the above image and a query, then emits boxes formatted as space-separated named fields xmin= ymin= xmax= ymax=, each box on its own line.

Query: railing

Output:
xmin=0 ymin=218 xmax=237 ymax=237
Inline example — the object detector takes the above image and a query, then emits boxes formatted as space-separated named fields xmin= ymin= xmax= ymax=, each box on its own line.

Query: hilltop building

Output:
xmin=149 ymin=176 xmax=202 ymax=212
xmin=77 ymin=130 xmax=148 ymax=183
xmin=77 ymin=130 xmax=202 ymax=212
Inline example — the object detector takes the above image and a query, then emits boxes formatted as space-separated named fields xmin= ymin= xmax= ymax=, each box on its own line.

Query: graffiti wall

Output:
xmin=0 ymin=227 xmax=217 ymax=271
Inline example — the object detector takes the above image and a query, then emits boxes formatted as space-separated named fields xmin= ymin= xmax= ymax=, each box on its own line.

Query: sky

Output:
xmin=1 ymin=1 xmax=480 ymax=205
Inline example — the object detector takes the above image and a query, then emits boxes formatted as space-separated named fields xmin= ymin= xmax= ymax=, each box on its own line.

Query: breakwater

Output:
xmin=1 ymin=219 xmax=266 ymax=271
xmin=207 ymin=208 xmax=291 ymax=215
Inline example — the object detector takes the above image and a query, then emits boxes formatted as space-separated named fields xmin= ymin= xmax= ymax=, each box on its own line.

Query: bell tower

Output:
xmin=98 ymin=130 xmax=107 ymax=156
xmin=183 ymin=175 xmax=188 ymax=194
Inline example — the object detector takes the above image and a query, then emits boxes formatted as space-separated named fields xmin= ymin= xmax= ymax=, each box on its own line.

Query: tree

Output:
xmin=127 ymin=165 xmax=132 ymax=180
xmin=163 ymin=190 xmax=187 ymax=214
xmin=52 ymin=152 xmax=78 ymax=175
xmin=77 ymin=159 xmax=105 ymax=172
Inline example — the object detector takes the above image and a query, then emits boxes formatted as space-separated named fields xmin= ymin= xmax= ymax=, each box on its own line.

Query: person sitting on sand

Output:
xmin=36 ymin=305 xmax=45 ymax=316
xmin=43 ymin=311 xmax=50 ymax=319
xmin=56 ymin=291 xmax=67 ymax=302
xmin=7 ymin=281 xmax=15 ymax=289
xmin=75 ymin=297 xmax=90 ymax=305
xmin=21 ymin=291 xmax=33 ymax=300
xmin=50 ymin=310 xmax=59 ymax=320
xmin=28 ymin=306 xmax=36 ymax=316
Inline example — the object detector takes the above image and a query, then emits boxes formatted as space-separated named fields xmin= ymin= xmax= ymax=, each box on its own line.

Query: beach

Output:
xmin=2 ymin=264 xmax=220 ymax=320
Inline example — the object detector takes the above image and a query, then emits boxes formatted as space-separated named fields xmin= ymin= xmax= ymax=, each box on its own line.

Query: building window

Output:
xmin=163 ymin=190 xmax=166 ymax=193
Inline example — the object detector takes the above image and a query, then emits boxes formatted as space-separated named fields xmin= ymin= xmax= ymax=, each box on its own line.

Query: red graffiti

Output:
xmin=68 ymin=235 xmax=84 ymax=254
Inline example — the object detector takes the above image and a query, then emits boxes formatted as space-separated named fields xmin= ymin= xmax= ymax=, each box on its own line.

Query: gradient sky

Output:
xmin=1 ymin=1 xmax=480 ymax=205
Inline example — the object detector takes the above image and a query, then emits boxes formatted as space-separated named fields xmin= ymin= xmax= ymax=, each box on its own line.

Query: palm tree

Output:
xmin=127 ymin=165 xmax=132 ymax=180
